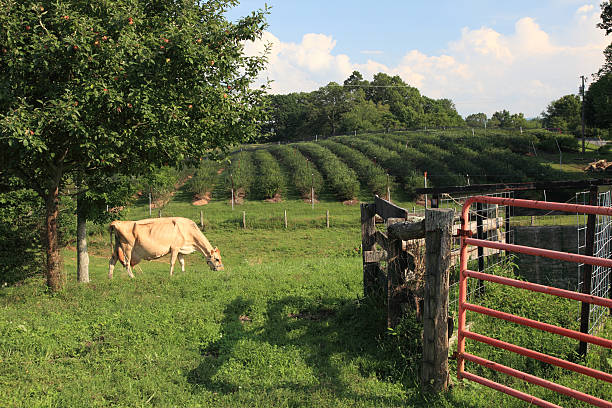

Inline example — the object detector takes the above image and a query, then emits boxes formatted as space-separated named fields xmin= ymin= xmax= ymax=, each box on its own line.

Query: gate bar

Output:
xmin=463 ymin=353 xmax=612 ymax=408
xmin=459 ymin=371 xmax=561 ymax=408
xmin=464 ymin=269 xmax=612 ymax=309
xmin=464 ymin=302 xmax=612 ymax=348
xmin=463 ymin=330 xmax=612 ymax=383
xmin=458 ymin=195 xmax=612 ymax=407
xmin=464 ymin=237 xmax=612 ymax=269
xmin=462 ymin=196 xmax=612 ymax=217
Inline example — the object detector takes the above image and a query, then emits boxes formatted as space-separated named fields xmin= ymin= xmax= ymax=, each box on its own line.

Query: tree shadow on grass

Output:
xmin=186 ymin=295 xmax=460 ymax=407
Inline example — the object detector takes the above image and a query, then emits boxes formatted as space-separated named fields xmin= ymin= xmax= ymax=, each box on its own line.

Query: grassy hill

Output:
xmin=182 ymin=129 xmax=610 ymax=207
xmin=1 ymin=128 xmax=611 ymax=407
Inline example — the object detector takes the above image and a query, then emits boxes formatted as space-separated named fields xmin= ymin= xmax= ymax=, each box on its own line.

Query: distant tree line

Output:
xmin=584 ymin=1 xmax=611 ymax=134
xmin=537 ymin=1 xmax=612 ymax=138
xmin=262 ymin=71 xmax=465 ymax=142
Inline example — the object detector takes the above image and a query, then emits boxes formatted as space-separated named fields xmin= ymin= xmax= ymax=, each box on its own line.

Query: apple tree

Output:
xmin=0 ymin=0 xmax=269 ymax=291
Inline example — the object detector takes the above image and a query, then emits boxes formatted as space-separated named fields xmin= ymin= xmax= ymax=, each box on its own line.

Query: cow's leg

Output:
xmin=178 ymin=253 xmax=185 ymax=273
xmin=126 ymin=262 xmax=135 ymax=278
xmin=108 ymin=252 xmax=118 ymax=279
xmin=124 ymin=245 xmax=135 ymax=278
xmin=169 ymin=249 xmax=179 ymax=276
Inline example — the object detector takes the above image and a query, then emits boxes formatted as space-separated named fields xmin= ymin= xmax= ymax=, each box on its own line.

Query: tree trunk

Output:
xmin=76 ymin=194 xmax=90 ymax=283
xmin=44 ymin=182 xmax=63 ymax=292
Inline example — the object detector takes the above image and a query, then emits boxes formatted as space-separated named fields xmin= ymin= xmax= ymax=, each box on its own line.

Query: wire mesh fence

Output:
xmin=576 ymin=189 xmax=612 ymax=335
xmin=436 ymin=191 xmax=515 ymax=327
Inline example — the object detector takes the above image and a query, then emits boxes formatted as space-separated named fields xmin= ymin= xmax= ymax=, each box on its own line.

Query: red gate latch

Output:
xmin=455 ymin=229 xmax=472 ymax=237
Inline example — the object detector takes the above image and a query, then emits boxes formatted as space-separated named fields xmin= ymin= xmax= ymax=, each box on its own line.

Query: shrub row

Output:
xmin=138 ymin=165 xmax=181 ymax=204
xmin=334 ymin=135 xmax=423 ymax=198
xmin=253 ymin=149 xmax=286 ymax=199
xmin=0 ymin=185 xmax=43 ymax=284
xmin=384 ymin=131 xmax=561 ymax=184
xmin=296 ymin=142 xmax=359 ymax=201
xmin=319 ymin=139 xmax=389 ymax=196
xmin=186 ymin=159 xmax=220 ymax=198
xmin=268 ymin=144 xmax=323 ymax=199
xmin=225 ymin=151 xmax=256 ymax=197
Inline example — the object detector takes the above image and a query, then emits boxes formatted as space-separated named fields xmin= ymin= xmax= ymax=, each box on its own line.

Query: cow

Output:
xmin=108 ymin=217 xmax=224 ymax=278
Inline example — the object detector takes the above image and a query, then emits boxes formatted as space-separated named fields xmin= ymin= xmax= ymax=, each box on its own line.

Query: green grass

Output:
xmin=1 ymin=133 xmax=611 ymax=407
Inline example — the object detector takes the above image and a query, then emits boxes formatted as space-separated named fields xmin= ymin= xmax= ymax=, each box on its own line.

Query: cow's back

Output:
xmin=131 ymin=218 xmax=179 ymax=259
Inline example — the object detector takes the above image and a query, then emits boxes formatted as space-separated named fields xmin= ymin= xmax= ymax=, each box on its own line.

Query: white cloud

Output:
xmin=577 ymin=4 xmax=594 ymax=14
xmin=243 ymin=11 xmax=608 ymax=117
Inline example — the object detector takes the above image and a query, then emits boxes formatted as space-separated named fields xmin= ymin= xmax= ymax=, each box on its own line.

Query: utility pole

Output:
xmin=580 ymin=75 xmax=586 ymax=154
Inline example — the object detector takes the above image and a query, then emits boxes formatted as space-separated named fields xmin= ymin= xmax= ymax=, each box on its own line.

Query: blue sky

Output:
xmin=227 ymin=1 xmax=609 ymax=117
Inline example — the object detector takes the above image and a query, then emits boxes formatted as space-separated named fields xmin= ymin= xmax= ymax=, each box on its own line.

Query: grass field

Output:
xmin=1 ymin=141 xmax=611 ymax=407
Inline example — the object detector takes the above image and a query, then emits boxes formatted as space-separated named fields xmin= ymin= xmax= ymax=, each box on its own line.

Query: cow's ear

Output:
xmin=214 ymin=247 xmax=220 ymax=254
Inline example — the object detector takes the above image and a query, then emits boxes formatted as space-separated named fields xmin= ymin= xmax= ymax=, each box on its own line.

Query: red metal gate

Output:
xmin=458 ymin=196 xmax=612 ymax=408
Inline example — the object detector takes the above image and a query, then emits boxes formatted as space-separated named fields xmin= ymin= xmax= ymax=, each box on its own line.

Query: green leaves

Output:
xmin=0 ymin=0 xmax=269 ymax=183
xmin=253 ymin=149 xmax=285 ymax=199
xmin=0 ymin=0 xmax=269 ymax=290
xmin=296 ymin=143 xmax=359 ymax=201
xmin=187 ymin=159 xmax=220 ymax=198
xmin=268 ymin=145 xmax=323 ymax=199
xmin=225 ymin=151 xmax=256 ymax=198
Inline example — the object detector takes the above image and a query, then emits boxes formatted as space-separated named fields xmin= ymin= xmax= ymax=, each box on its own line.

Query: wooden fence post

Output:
xmin=361 ymin=203 xmax=378 ymax=297
xmin=422 ymin=207 xmax=454 ymax=393
xmin=387 ymin=238 xmax=406 ymax=328
xmin=326 ymin=210 xmax=329 ymax=228
xmin=284 ymin=210 xmax=287 ymax=229
xmin=200 ymin=210 xmax=204 ymax=229
xmin=242 ymin=211 xmax=246 ymax=229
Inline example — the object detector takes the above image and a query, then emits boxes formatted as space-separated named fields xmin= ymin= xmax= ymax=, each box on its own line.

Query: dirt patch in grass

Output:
xmin=192 ymin=192 xmax=212 ymax=206
xmin=229 ymin=188 xmax=246 ymax=205
xmin=264 ymin=193 xmax=283 ymax=203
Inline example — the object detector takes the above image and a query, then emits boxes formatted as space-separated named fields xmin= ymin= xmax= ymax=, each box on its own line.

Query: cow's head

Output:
xmin=207 ymin=247 xmax=224 ymax=271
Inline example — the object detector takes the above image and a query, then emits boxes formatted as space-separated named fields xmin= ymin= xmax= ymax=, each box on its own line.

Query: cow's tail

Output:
xmin=109 ymin=224 xmax=114 ymax=254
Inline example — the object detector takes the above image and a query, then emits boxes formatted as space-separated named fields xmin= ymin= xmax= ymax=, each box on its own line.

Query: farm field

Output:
xmin=3 ymin=1 xmax=611 ymax=406
xmin=2 ymin=189 xmax=611 ymax=407
xmin=1 ymin=129 xmax=611 ymax=407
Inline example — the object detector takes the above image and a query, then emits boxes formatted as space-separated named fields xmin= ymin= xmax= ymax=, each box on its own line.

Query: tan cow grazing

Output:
xmin=109 ymin=217 xmax=224 ymax=278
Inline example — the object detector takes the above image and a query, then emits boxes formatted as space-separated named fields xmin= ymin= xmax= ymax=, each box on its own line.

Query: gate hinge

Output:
xmin=454 ymin=229 xmax=472 ymax=237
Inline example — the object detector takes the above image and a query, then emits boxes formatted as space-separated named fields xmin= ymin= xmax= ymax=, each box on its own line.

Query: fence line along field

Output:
xmin=1 ymin=128 xmax=611 ymax=407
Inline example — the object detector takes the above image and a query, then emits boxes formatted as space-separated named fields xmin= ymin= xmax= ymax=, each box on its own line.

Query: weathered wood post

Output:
xmin=200 ymin=210 xmax=204 ymax=230
xmin=387 ymin=215 xmax=426 ymax=328
xmin=387 ymin=237 xmax=405 ymax=328
xmin=361 ymin=203 xmax=378 ymax=297
xmin=422 ymin=207 xmax=454 ymax=393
